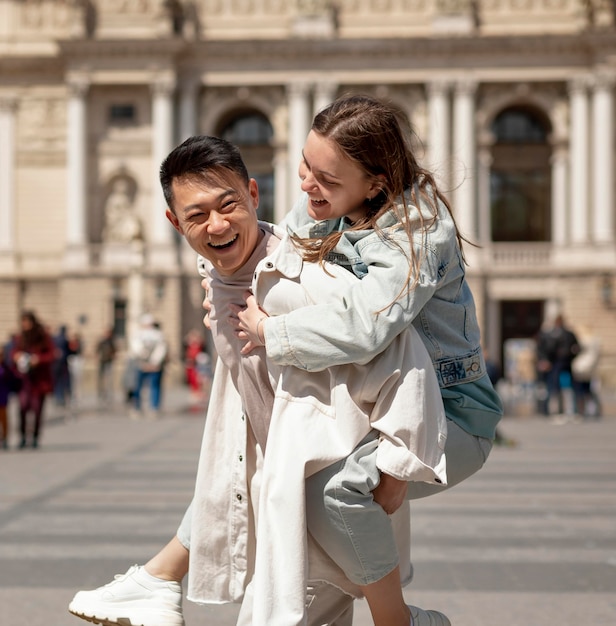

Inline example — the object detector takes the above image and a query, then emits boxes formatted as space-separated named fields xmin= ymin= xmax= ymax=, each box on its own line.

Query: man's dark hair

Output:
xmin=159 ymin=135 xmax=249 ymax=210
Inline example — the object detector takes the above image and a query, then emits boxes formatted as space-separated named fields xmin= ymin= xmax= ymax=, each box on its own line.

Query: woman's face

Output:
xmin=298 ymin=130 xmax=382 ymax=223
xmin=20 ymin=316 xmax=33 ymax=332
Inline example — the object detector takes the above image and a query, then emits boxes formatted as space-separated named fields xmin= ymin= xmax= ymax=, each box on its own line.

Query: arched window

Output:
xmin=220 ymin=112 xmax=275 ymax=223
xmin=490 ymin=106 xmax=552 ymax=242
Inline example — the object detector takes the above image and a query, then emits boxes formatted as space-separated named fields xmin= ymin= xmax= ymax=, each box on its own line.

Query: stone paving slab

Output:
xmin=0 ymin=392 xmax=615 ymax=625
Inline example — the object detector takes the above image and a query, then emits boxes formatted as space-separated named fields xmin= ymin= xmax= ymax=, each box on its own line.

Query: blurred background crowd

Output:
xmin=0 ymin=310 xmax=213 ymax=450
xmin=0 ymin=305 xmax=605 ymax=452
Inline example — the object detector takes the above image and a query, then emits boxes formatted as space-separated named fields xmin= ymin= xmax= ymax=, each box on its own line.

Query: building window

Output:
xmin=222 ymin=113 xmax=273 ymax=146
xmin=490 ymin=106 xmax=551 ymax=242
xmin=113 ymin=298 xmax=127 ymax=339
xmin=220 ymin=112 xmax=275 ymax=223
xmin=109 ymin=104 xmax=136 ymax=124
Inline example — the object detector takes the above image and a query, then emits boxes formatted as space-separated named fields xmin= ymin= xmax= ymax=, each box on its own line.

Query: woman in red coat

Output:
xmin=11 ymin=311 xmax=55 ymax=449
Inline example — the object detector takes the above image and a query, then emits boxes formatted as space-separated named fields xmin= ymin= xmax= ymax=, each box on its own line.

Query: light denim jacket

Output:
xmin=266 ymin=191 xmax=482 ymax=384
xmin=263 ymin=192 xmax=503 ymax=439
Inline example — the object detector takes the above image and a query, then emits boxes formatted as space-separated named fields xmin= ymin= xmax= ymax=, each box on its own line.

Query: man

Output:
xmin=96 ymin=326 xmax=116 ymax=403
xmin=70 ymin=137 xmax=363 ymax=625
xmin=536 ymin=314 xmax=580 ymax=416
xmin=69 ymin=135 xmax=445 ymax=626
xmin=130 ymin=314 xmax=168 ymax=416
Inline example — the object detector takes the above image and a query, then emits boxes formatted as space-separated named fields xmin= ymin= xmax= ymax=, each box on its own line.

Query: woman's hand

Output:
xmin=228 ymin=292 xmax=268 ymax=355
xmin=201 ymin=278 xmax=211 ymax=330
xmin=372 ymin=472 xmax=408 ymax=516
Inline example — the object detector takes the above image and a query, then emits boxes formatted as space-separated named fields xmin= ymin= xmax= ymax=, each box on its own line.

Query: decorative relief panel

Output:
xmin=17 ymin=97 xmax=66 ymax=152
xmin=20 ymin=0 xmax=74 ymax=28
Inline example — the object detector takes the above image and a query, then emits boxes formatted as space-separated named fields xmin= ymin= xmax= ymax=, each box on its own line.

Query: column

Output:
xmin=591 ymin=72 xmax=615 ymax=244
xmin=476 ymin=144 xmax=493 ymax=247
xmin=273 ymin=146 xmax=289 ymax=224
xmin=452 ymin=79 xmax=477 ymax=240
xmin=178 ymin=76 xmax=199 ymax=142
xmin=427 ymin=80 xmax=451 ymax=190
xmin=568 ymin=77 xmax=590 ymax=244
xmin=0 ymin=95 xmax=17 ymax=269
xmin=550 ymin=144 xmax=568 ymax=246
xmin=64 ymin=76 xmax=90 ymax=269
xmin=287 ymin=82 xmax=311 ymax=207
xmin=313 ymin=81 xmax=337 ymax=117
xmin=151 ymin=75 xmax=176 ymax=266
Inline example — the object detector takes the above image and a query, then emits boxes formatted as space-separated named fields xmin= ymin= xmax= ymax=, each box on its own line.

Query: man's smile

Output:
xmin=209 ymin=235 xmax=238 ymax=249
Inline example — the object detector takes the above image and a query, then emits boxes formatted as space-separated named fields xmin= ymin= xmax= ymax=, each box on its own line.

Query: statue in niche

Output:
xmin=103 ymin=178 xmax=143 ymax=244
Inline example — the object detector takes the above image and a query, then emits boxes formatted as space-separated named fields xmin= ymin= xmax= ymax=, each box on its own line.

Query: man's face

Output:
xmin=166 ymin=172 xmax=261 ymax=276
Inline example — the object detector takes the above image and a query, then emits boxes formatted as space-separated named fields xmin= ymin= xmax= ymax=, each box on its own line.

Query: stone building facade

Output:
xmin=0 ymin=0 xmax=615 ymax=388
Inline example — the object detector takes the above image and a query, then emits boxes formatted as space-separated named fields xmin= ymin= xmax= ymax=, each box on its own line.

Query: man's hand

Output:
xmin=228 ymin=292 xmax=268 ymax=355
xmin=372 ymin=472 xmax=408 ymax=516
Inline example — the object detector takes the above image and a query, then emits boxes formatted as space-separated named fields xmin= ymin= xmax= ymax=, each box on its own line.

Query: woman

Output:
xmin=11 ymin=311 xmax=55 ymax=449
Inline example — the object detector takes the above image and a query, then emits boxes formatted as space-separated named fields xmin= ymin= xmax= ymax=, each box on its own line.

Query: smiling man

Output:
xmin=69 ymin=135 xmax=359 ymax=626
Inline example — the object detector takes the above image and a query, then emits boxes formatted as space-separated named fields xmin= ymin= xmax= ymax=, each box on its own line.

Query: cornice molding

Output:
xmin=58 ymin=38 xmax=187 ymax=60
xmin=189 ymin=32 xmax=616 ymax=69
xmin=2 ymin=32 xmax=615 ymax=77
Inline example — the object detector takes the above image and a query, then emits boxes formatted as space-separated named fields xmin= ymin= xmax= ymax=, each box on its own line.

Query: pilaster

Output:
xmin=287 ymin=82 xmax=312 ymax=208
xmin=64 ymin=75 xmax=90 ymax=271
xmin=427 ymin=79 xmax=451 ymax=191
xmin=591 ymin=71 xmax=615 ymax=245
xmin=0 ymin=95 xmax=18 ymax=275
xmin=452 ymin=78 xmax=477 ymax=240
xmin=150 ymin=74 xmax=177 ymax=268
xmin=568 ymin=76 xmax=590 ymax=245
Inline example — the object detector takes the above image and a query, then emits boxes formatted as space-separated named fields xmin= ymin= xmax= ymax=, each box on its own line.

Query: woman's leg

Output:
xmin=306 ymin=422 xmax=491 ymax=626
xmin=18 ymin=389 xmax=30 ymax=447
xmin=31 ymin=392 xmax=46 ymax=447
xmin=306 ymin=433 xmax=410 ymax=626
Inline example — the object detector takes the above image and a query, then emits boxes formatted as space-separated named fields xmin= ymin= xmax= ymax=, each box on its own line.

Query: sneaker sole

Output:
xmin=68 ymin=608 xmax=134 ymax=626
xmin=68 ymin=608 xmax=184 ymax=626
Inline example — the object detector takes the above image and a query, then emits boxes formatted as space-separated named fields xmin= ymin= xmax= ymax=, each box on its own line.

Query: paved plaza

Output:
xmin=0 ymin=390 xmax=615 ymax=626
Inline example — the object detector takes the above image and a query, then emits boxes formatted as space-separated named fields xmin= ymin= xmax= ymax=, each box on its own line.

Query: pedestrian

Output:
xmin=536 ymin=313 xmax=580 ymax=416
xmin=96 ymin=327 xmax=117 ymax=403
xmin=10 ymin=311 xmax=55 ymax=449
xmin=130 ymin=314 xmax=168 ymax=416
xmin=67 ymin=330 xmax=85 ymax=409
xmin=184 ymin=328 xmax=204 ymax=402
xmin=0 ymin=357 xmax=17 ymax=449
xmin=52 ymin=324 xmax=72 ymax=407
xmin=69 ymin=132 xmax=449 ymax=626
xmin=571 ymin=325 xmax=602 ymax=419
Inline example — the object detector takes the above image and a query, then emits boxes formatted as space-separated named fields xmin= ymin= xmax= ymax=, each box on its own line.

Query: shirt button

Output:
xmin=239 ymin=455 xmax=243 ymax=462
xmin=265 ymin=261 xmax=273 ymax=268
xmin=236 ymin=493 xmax=242 ymax=501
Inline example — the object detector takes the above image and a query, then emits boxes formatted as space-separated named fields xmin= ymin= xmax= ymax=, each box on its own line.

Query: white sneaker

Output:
xmin=408 ymin=604 xmax=451 ymax=626
xmin=68 ymin=565 xmax=184 ymax=626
